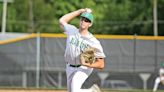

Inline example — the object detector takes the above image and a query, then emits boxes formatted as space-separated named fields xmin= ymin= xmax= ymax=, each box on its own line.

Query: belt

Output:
xmin=69 ymin=64 xmax=81 ymax=67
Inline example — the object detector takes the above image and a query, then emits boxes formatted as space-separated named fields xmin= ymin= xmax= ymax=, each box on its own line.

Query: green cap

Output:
xmin=80 ymin=12 xmax=94 ymax=23
xmin=161 ymin=63 xmax=164 ymax=67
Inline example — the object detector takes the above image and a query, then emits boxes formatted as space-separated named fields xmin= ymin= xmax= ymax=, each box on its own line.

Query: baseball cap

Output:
xmin=80 ymin=12 xmax=94 ymax=23
xmin=161 ymin=63 xmax=164 ymax=67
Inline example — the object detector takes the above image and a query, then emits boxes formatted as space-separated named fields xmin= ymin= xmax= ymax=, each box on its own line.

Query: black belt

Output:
xmin=69 ymin=64 xmax=81 ymax=67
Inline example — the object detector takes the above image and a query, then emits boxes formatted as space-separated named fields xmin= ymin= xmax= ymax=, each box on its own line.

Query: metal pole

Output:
xmin=133 ymin=34 xmax=137 ymax=87
xmin=133 ymin=34 xmax=137 ymax=73
xmin=0 ymin=0 xmax=13 ymax=34
xmin=36 ymin=32 xmax=41 ymax=88
xmin=1 ymin=0 xmax=7 ymax=34
xmin=22 ymin=71 xmax=27 ymax=88
xmin=153 ymin=0 xmax=158 ymax=36
xmin=28 ymin=0 xmax=34 ymax=32
xmin=153 ymin=0 xmax=158 ymax=72
xmin=154 ymin=40 xmax=158 ymax=72
xmin=58 ymin=72 xmax=62 ymax=88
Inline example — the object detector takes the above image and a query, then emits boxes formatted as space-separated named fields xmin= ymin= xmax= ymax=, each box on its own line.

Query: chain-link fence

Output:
xmin=0 ymin=33 xmax=164 ymax=90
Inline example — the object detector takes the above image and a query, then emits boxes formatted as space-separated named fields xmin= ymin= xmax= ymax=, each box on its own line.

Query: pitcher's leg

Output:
xmin=153 ymin=77 xmax=160 ymax=92
xmin=66 ymin=65 xmax=75 ymax=92
xmin=71 ymin=71 xmax=92 ymax=92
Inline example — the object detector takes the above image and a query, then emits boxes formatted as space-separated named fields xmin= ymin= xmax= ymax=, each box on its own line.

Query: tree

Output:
xmin=1 ymin=0 xmax=164 ymax=36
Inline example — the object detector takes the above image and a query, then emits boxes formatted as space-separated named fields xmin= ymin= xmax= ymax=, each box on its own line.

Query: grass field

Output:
xmin=102 ymin=89 xmax=163 ymax=92
xmin=0 ymin=89 xmax=65 ymax=92
xmin=0 ymin=88 xmax=163 ymax=92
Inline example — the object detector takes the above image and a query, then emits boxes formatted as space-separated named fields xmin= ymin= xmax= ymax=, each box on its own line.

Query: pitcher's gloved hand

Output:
xmin=80 ymin=48 xmax=95 ymax=64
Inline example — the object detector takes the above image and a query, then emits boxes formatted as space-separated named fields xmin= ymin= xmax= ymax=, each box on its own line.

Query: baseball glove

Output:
xmin=80 ymin=48 xmax=95 ymax=64
xmin=161 ymin=80 xmax=164 ymax=85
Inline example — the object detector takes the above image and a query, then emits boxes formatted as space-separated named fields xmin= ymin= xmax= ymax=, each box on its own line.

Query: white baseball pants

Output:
xmin=66 ymin=64 xmax=93 ymax=92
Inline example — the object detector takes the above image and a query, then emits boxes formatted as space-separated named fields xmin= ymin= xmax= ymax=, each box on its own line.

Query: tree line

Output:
xmin=0 ymin=0 xmax=164 ymax=36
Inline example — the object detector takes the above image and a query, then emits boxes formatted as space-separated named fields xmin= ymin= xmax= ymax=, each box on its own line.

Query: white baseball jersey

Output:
xmin=63 ymin=24 xmax=106 ymax=65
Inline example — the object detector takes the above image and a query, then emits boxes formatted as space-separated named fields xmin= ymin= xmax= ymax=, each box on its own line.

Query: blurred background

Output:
xmin=0 ymin=0 xmax=164 ymax=35
xmin=0 ymin=0 xmax=164 ymax=91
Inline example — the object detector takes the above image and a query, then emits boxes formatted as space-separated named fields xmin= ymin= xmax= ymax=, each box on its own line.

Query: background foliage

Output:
xmin=0 ymin=0 xmax=164 ymax=35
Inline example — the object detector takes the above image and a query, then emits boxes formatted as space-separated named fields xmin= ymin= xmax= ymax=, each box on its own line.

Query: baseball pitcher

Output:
xmin=153 ymin=63 xmax=164 ymax=92
xmin=59 ymin=8 xmax=106 ymax=92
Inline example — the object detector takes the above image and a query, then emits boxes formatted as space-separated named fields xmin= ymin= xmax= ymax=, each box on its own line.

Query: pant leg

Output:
xmin=66 ymin=64 xmax=93 ymax=92
xmin=153 ymin=77 xmax=160 ymax=92
xmin=66 ymin=64 xmax=76 ymax=92
xmin=71 ymin=66 xmax=93 ymax=92
xmin=71 ymin=71 xmax=92 ymax=92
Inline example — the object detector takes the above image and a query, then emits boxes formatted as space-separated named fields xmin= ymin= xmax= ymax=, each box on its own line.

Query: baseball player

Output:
xmin=153 ymin=63 xmax=164 ymax=92
xmin=59 ymin=8 xmax=106 ymax=92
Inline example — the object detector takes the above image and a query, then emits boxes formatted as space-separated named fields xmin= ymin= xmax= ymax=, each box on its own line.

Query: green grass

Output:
xmin=0 ymin=87 xmax=164 ymax=92
xmin=102 ymin=89 xmax=163 ymax=92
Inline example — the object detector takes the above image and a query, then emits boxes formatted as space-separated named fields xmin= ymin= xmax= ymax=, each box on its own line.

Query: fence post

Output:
xmin=36 ymin=32 xmax=41 ymax=88
xmin=133 ymin=34 xmax=137 ymax=73
xmin=22 ymin=71 xmax=27 ymax=88
xmin=154 ymin=40 xmax=158 ymax=72
xmin=58 ymin=72 xmax=62 ymax=88
xmin=132 ymin=34 xmax=137 ymax=87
